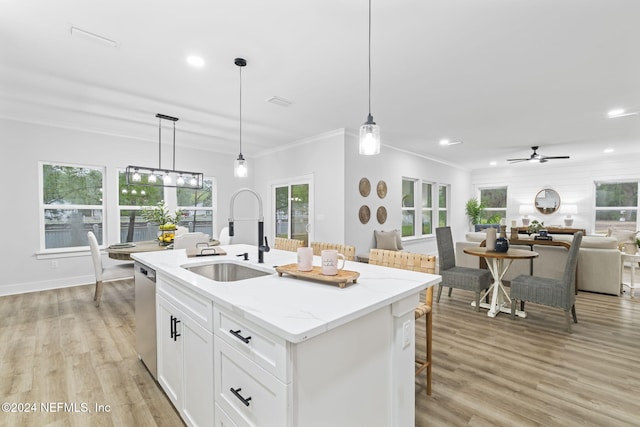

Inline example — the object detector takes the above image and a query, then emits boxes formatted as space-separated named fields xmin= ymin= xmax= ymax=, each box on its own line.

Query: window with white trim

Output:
xmin=40 ymin=162 xmax=105 ymax=250
xmin=479 ymin=187 xmax=506 ymax=223
xmin=594 ymin=181 xmax=638 ymax=234
xmin=402 ymin=178 xmax=449 ymax=238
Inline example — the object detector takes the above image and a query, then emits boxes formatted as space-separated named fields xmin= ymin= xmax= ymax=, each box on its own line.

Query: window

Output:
xmin=118 ymin=172 xmax=216 ymax=243
xmin=40 ymin=162 xmax=105 ymax=250
xmin=273 ymin=180 xmax=311 ymax=245
xmin=594 ymin=181 xmax=638 ymax=234
xmin=479 ymin=187 xmax=507 ymax=223
xmin=403 ymin=178 xmax=448 ymax=238
xmin=438 ymin=184 xmax=449 ymax=228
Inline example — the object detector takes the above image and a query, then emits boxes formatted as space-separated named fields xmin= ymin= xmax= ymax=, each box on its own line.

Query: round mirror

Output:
xmin=534 ymin=188 xmax=561 ymax=214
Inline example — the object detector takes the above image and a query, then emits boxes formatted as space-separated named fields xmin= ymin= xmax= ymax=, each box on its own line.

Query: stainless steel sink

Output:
xmin=185 ymin=262 xmax=271 ymax=282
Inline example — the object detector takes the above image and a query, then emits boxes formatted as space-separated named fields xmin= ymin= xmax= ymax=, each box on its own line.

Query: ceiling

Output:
xmin=1 ymin=0 xmax=639 ymax=170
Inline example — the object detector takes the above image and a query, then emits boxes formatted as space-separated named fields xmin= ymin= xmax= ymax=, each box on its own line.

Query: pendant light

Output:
xmin=234 ymin=57 xmax=248 ymax=177
xmin=359 ymin=0 xmax=380 ymax=155
xmin=126 ymin=113 xmax=204 ymax=188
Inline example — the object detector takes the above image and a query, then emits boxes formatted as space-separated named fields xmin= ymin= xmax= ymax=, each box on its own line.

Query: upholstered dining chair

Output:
xmin=87 ymin=231 xmax=134 ymax=307
xmin=274 ymin=237 xmax=305 ymax=252
xmin=435 ymin=227 xmax=492 ymax=311
xmin=368 ymin=249 xmax=435 ymax=395
xmin=217 ymin=227 xmax=231 ymax=245
xmin=510 ymin=232 xmax=583 ymax=332
xmin=310 ymin=242 xmax=356 ymax=261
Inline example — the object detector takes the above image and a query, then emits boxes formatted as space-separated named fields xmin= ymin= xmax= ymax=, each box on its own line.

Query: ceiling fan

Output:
xmin=507 ymin=146 xmax=570 ymax=163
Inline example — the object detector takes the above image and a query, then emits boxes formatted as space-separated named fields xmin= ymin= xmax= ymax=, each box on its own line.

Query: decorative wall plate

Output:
xmin=359 ymin=178 xmax=371 ymax=197
xmin=376 ymin=206 xmax=387 ymax=224
xmin=359 ymin=205 xmax=371 ymax=224
xmin=376 ymin=180 xmax=387 ymax=199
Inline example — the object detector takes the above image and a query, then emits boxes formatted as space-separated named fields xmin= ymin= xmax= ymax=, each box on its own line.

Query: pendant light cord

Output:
xmin=368 ymin=0 xmax=372 ymax=116
xmin=239 ymin=64 xmax=243 ymax=156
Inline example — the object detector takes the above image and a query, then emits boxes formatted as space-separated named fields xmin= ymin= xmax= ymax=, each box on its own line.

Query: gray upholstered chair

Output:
xmin=435 ymin=226 xmax=492 ymax=311
xmin=510 ymin=232 xmax=583 ymax=331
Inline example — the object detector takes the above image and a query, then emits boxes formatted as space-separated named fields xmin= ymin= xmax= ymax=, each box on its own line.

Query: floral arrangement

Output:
xmin=527 ymin=220 xmax=544 ymax=234
xmin=141 ymin=201 xmax=184 ymax=228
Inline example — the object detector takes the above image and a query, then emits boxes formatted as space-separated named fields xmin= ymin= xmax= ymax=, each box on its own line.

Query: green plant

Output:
xmin=527 ymin=220 xmax=545 ymax=234
xmin=465 ymin=198 xmax=486 ymax=225
xmin=141 ymin=201 xmax=184 ymax=226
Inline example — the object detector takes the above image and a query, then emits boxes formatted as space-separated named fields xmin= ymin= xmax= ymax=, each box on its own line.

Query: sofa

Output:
xmin=456 ymin=231 xmax=621 ymax=296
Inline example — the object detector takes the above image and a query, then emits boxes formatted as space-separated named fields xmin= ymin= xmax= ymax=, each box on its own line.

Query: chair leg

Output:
xmin=447 ymin=287 xmax=452 ymax=297
xmin=565 ymin=310 xmax=572 ymax=332
xmin=474 ymin=292 xmax=481 ymax=312
xmin=520 ymin=301 xmax=525 ymax=311
xmin=511 ymin=299 xmax=517 ymax=320
xmin=95 ymin=280 xmax=103 ymax=307
xmin=571 ymin=304 xmax=578 ymax=323
xmin=415 ymin=312 xmax=432 ymax=396
xmin=436 ymin=285 xmax=443 ymax=302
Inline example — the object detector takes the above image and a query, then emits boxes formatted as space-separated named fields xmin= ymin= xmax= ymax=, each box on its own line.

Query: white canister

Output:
xmin=486 ymin=228 xmax=497 ymax=251
xmin=297 ymin=247 xmax=314 ymax=271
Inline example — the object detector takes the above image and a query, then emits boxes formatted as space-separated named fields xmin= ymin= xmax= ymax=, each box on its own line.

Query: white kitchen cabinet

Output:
xmin=157 ymin=275 xmax=214 ymax=427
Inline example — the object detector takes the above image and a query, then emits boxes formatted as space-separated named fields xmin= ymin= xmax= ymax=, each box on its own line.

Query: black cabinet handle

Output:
xmin=230 ymin=387 xmax=252 ymax=406
xmin=229 ymin=329 xmax=251 ymax=344
xmin=171 ymin=315 xmax=181 ymax=341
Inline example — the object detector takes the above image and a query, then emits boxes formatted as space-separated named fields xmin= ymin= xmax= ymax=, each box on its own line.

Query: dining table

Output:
xmin=106 ymin=240 xmax=168 ymax=261
xmin=463 ymin=246 xmax=538 ymax=318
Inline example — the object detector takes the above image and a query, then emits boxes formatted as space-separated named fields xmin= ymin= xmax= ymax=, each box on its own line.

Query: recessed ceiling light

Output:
xmin=266 ymin=96 xmax=293 ymax=107
xmin=187 ymin=56 xmax=204 ymax=67
xmin=607 ymin=108 xmax=638 ymax=118
xmin=439 ymin=139 xmax=462 ymax=146
xmin=603 ymin=148 xmax=614 ymax=153
xmin=490 ymin=161 xmax=497 ymax=166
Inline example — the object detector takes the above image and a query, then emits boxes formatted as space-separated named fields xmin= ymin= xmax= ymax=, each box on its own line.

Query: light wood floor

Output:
xmin=1 ymin=276 xmax=639 ymax=427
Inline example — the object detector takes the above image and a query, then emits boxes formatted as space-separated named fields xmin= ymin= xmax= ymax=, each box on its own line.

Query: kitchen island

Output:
xmin=133 ymin=244 xmax=441 ymax=427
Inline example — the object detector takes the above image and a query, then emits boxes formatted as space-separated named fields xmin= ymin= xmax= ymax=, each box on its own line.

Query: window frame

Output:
xmin=594 ymin=180 xmax=639 ymax=234
xmin=402 ymin=177 xmax=449 ymax=239
xmin=39 ymin=161 xmax=106 ymax=253
xmin=479 ymin=186 xmax=507 ymax=223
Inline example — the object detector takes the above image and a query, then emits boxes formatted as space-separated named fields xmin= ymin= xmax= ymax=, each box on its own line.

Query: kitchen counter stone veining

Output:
xmin=133 ymin=244 xmax=441 ymax=343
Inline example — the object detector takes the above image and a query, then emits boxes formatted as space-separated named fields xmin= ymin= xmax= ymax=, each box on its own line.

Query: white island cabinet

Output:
xmin=133 ymin=244 xmax=441 ymax=427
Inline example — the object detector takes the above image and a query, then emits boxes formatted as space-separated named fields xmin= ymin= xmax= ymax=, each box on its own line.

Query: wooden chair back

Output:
xmin=368 ymin=249 xmax=436 ymax=304
xmin=310 ymin=242 xmax=356 ymax=261
xmin=274 ymin=237 xmax=305 ymax=252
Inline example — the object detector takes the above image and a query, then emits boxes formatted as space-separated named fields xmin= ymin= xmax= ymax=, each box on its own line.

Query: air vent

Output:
xmin=266 ymin=96 xmax=293 ymax=107
xmin=70 ymin=26 xmax=119 ymax=48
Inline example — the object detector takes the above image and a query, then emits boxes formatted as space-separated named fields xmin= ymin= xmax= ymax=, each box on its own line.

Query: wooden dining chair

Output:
xmin=274 ymin=237 xmax=305 ymax=252
xmin=310 ymin=242 xmax=356 ymax=261
xmin=87 ymin=231 xmax=134 ymax=307
xmin=369 ymin=249 xmax=435 ymax=395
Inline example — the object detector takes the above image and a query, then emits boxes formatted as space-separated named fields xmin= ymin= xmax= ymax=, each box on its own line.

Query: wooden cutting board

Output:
xmin=275 ymin=264 xmax=359 ymax=288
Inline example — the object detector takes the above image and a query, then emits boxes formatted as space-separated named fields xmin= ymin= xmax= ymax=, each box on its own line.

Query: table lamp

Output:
xmin=562 ymin=204 xmax=578 ymax=227
xmin=519 ymin=205 xmax=533 ymax=226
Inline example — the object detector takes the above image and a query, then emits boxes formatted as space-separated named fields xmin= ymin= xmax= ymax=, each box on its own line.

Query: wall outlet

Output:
xmin=402 ymin=320 xmax=411 ymax=348
xmin=50 ymin=260 xmax=58 ymax=269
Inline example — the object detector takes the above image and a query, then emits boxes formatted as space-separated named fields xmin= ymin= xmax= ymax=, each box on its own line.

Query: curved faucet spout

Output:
xmin=228 ymin=187 xmax=267 ymax=263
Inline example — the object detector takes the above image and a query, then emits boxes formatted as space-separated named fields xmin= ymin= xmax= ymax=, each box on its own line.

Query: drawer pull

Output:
xmin=230 ymin=387 xmax=252 ymax=406
xmin=229 ymin=329 xmax=252 ymax=344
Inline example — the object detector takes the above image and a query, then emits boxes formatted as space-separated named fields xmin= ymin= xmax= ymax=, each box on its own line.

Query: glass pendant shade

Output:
xmin=234 ymin=155 xmax=248 ymax=178
xmin=359 ymin=114 xmax=380 ymax=155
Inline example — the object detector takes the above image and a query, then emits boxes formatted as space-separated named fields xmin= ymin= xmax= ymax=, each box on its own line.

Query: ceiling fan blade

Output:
xmin=507 ymin=158 xmax=529 ymax=162
xmin=541 ymin=155 xmax=570 ymax=160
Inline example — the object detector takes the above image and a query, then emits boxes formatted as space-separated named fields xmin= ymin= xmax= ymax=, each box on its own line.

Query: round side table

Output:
xmin=620 ymin=252 xmax=640 ymax=297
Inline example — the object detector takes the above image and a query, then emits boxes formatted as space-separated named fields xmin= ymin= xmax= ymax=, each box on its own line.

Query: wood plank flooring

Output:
xmin=1 ymin=275 xmax=639 ymax=426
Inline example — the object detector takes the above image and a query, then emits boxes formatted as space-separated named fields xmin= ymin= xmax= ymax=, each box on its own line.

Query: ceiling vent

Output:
xmin=70 ymin=25 xmax=119 ymax=48
xmin=266 ymin=96 xmax=293 ymax=107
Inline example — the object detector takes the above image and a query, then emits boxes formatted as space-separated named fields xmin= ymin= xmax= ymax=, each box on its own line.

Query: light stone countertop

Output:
xmin=133 ymin=244 xmax=441 ymax=343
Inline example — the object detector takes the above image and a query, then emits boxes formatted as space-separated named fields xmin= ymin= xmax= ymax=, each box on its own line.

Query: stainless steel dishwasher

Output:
xmin=135 ymin=261 xmax=157 ymax=379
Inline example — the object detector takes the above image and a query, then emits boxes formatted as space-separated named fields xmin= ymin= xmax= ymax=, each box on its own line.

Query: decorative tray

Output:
xmin=275 ymin=264 xmax=359 ymax=288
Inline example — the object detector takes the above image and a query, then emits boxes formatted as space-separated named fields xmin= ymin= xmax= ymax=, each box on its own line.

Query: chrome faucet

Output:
xmin=228 ymin=187 xmax=270 ymax=263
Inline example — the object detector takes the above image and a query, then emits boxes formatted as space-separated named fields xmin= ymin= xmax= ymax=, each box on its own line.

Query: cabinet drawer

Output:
xmin=214 ymin=307 xmax=289 ymax=382
xmin=158 ymin=273 xmax=213 ymax=332
xmin=214 ymin=336 xmax=288 ymax=427
xmin=215 ymin=403 xmax=239 ymax=427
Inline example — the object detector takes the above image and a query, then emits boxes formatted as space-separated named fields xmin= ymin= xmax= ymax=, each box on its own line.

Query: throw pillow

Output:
xmin=375 ymin=230 xmax=399 ymax=251
xmin=393 ymin=229 xmax=403 ymax=250
xmin=607 ymin=227 xmax=638 ymax=243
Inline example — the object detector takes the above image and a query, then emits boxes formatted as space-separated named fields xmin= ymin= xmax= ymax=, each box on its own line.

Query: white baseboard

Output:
xmin=0 ymin=275 xmax=95 ymax=297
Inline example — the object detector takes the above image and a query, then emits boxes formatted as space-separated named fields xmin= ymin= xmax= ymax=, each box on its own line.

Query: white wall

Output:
xmin=344 ymin=132 xmax=472 ymax=256
xmin=253 ymin=130 xmax=346 ymax=246
xmin=471 ymin=155 xmax=640 ymax=234
xmin=0 ymin=118 xmax=244 ymax=295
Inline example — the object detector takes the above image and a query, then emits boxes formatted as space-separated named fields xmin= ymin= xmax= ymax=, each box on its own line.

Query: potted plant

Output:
xmin=527 ymin=219 xmax=545 ymax=234
xmin=465 ymin=198 xmax=485 ymax=226
xmin=141 ymin=201 xmax=185 ymax=244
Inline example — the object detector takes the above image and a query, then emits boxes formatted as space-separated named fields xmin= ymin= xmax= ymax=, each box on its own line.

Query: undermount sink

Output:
xmin=185 ymin=261 xmax=271 ymax=282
